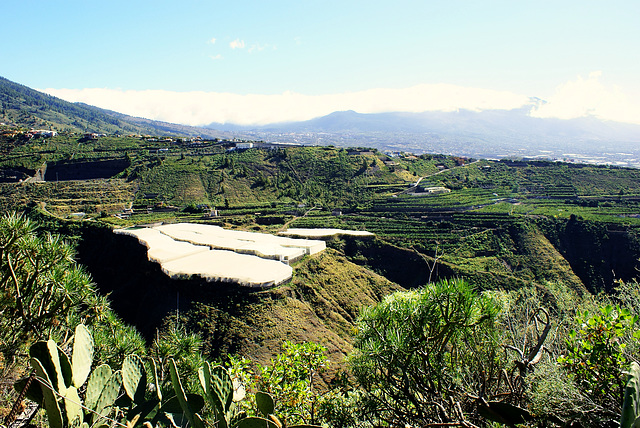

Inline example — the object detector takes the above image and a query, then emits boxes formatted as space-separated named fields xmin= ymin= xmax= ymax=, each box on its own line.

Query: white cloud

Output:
xmin=229 ymin=39 xmax=245 ymax=49
xmin=530 ymin=71 xmax=640 ymax=124
xmin=207 ymin=37 xmax=216 ymax=45
xmin=209 ymin=54 xmax=223 ymax=60
xmin=248 ymin=43 xmax=275 ymax=53
xmin=41 ymin=76 xmax=640 ymax=127
xmin=41 ymin=84 xmax=529 ymax=126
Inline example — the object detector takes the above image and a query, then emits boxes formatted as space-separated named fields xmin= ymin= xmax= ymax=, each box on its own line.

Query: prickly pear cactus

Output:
xmin=91 ymin=370 xmax=123 ymax=425
xmin=169 ymin=358 xmax=205 ymax=428
xmin=31 ymin=356 xmax=64 ymax=428
xmin=85 ymin=364 xmax=113 ymax=411
xmin=123 ymin=354 xmax=147 ymax=403
xmin=255 ymin=391 xmax=275 ymax=416
xmin=71 ymin=324 xmax=94 ymax=388
xmin=198 ymin=361 xmax=231 ymax=427
xmin=621 ymin=361 xmax=640 ymax=428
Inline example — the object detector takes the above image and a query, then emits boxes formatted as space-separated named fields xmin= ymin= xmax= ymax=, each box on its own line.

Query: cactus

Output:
xmin=620 ymin=361 xmax=640 ymax=428
xmin=255 ymin=391 xmax=275 ymax=417
xmin=235 ymin=417 xmax=280 ymax=428
xmin=16 ymin=325 xmax=123 ymax=428
xmin=151 ymin=358 xmax=163 ymax=401
xmin=16 ymin=326 xmax=277 ymax=428
xmin=90 ymin=369 xmax=123 ymax=425
xmin=160 ymin=394 xmax=205 ymax=414
xmin=168 ymin=358 xmax=205 ymax=428
xmin=62 ymin=386 xmax=83 ymax=427
xmin=211 ymin=364 xmax=234 ymax=412
xmin=71 ymin=324 xmax=94 ymax=388
xmin=85 ymin=364 xmax=113 ymax=410
xmin=198 ymin=361 xmax=235 ymax=428
xmin=29 ymin=340 xmax=72 ymax=394
xmin=123 ymin=354 xmax=147 ymax=403
xmin=28 ymin=324 xmax=94 ymax=395
xmin=21 ymin=325 xmax=97 ymax=428
xmin=30 ymin=356 xmax=64 ymax=428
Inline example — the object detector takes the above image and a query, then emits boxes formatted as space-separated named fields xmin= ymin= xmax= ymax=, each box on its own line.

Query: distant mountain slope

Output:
xmin=208 ymin=109 xmax=640 ymax=161
xmin=212 ymin=108 xmax=640 ymax=142
xmin=0 ymin=76 xmax=225 ymax=138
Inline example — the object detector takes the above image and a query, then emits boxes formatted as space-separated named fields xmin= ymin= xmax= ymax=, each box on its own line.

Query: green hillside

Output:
xmin=2 ymin=131 xmax=640 ymax=298
xmin=4 ymin=127 xmax=640 ymax=426
xmin=0 ymin=76 xmax=224 ymax=137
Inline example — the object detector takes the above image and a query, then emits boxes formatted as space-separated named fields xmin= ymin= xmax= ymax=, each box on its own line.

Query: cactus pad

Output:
xmin=71 ymin=325 xmax=94 ymax=388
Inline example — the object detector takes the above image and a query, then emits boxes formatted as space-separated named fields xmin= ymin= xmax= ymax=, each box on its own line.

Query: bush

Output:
xmin=0 ymin=213 xmax=97 ymax=359
xmin=349 ymin=278 xmax=504 ymax=426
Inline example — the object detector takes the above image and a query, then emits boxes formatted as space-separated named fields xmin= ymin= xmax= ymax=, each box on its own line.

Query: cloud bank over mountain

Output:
xmin=42 ymin=72 xmax=640 ymax=127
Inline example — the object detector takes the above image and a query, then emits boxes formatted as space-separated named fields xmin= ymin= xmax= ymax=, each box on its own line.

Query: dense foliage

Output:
xmin=3 ymin=131 xmax=640 ymax=427
xmin=350 ymin=278 xmax=504 ymax=426
xmin=0 ymin=212 xmax=98 ymax=359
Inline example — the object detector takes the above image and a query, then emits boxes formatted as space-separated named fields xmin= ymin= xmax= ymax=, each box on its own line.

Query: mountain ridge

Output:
xmin=3 ymin=75 xmax=640 ymax=164
xmin=206 ymin=108 xmax=640 ymax=162
xmin=0 ymin=76 xmax=226 ymax=138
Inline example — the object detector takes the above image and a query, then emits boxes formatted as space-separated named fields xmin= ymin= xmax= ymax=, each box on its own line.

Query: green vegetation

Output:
xmin=0 ymin=77 xmax=223 ymax=137
xmin=350 ymin=278 xmax=504 ymax=426
xmin=4 ymin=127 xmax=640 ymax=427
xmin=2 ymin=206 xmax=640 ymax=427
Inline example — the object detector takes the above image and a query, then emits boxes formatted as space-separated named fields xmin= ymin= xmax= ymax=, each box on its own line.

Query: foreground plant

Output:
xmin=0 ymin=212 xmax=97 ymax=359
xmin=349 ymin=278 xmax=507 ymax=426
xmin=559 ymin=304 xmax=640 ymax=423
xmin=11 ymin=324 xmax=323 ymax=428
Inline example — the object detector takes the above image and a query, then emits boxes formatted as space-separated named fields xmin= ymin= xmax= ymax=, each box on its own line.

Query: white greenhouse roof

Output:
xmin=114 ymin=223 xmax=330 ymax=288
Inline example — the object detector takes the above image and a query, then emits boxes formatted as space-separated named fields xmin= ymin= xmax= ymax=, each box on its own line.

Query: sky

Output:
xmin=2 ymin=0 xmax=639 ymax=126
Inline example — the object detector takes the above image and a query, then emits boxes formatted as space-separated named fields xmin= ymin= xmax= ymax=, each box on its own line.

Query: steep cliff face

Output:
xmin=540 ymin=217 xmax=640 ymax=293
xmin=332 ymin=236 xmax=433 ymax=288
xmin=44 ymin=158 xmax=130 ymax=181
xmin=335 ymin=218 xmax=639 ymax=296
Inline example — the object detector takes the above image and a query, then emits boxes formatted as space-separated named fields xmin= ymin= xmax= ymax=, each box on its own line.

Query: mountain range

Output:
xmin=208 ymin=108 xmax=640 ymax=163
xmin=2 ymin=75 xmax=640 ymax=164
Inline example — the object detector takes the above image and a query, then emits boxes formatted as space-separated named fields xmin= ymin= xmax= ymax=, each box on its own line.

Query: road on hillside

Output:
xmin=399 ymin=159 xmax=481 ymax=195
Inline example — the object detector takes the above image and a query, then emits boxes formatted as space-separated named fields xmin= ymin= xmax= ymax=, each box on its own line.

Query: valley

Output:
xmin=3 ymin=129 xmax=640 ymax=323
xmin=2 ymin=1 xmax=640 ymax=422
xmin=3 ymin=118 xmax=640 ymax=427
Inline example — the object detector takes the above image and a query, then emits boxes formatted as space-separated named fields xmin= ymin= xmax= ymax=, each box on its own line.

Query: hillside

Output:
xmin=0 ymin=76 xmax=225 ymax=138
xmin=70 ymin=220 xmax=400 ymax=365
xmin=3 ymin=130 xmax=640 ymax=367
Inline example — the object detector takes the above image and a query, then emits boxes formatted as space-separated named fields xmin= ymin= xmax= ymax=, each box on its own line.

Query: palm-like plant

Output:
xmin=0 ymin=212 xmax=95 ymax=360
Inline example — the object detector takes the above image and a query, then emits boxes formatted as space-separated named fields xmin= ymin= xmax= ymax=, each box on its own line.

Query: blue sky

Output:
xmin=2 ymin=1 xmax=639 ymax=125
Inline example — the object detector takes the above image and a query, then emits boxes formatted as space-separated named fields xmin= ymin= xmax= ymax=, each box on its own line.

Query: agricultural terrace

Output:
xmin=279 ymin=228 xmax=374 ymax=238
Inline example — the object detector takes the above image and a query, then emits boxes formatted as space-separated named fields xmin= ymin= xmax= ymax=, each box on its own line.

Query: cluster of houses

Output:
xmin=30 ymin=129 xmax=58 ymax=137
xmin=82 ymin=133 xmax=107 ymax=140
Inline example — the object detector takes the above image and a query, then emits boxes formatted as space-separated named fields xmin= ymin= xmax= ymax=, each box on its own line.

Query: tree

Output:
xmin=0 ymin=212 xmax=98 ymax=359
xmin=349 ymin=278 xmax=505 ymax=427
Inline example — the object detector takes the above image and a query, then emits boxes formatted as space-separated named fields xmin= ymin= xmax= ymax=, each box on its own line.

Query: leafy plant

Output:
xmin=257 ymin=341 xmax=327 ymax=426
xmin=559 ymin=304 xmax=640 ymax=417
xmin=349 ymin=278 xmax=505 ymax=427
xmin=0 ymin=212 xmax=98 ymax=359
